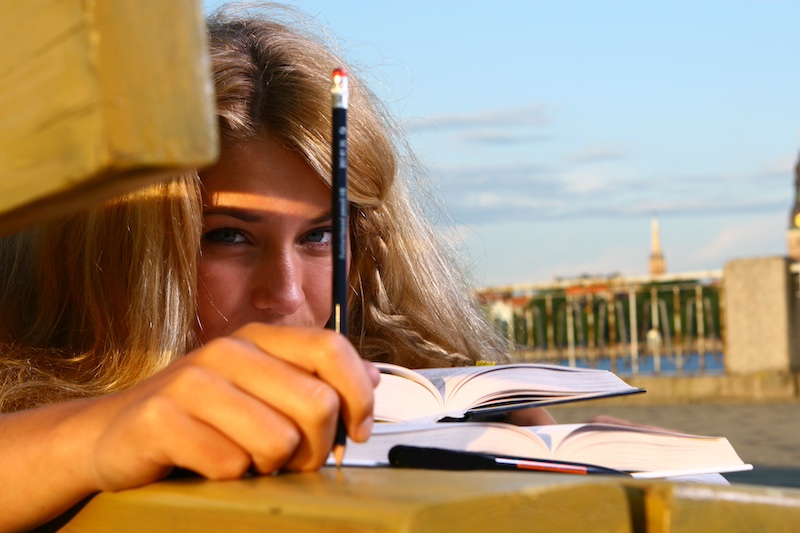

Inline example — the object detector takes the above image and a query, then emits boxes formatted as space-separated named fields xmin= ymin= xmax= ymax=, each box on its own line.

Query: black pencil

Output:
xmin=330 ymin=67 xmax=349 ymax=467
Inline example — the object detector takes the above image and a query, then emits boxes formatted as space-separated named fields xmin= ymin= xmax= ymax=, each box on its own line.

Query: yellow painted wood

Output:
xmin=0 ymin=0 xmax=217 ymax=234
xmin=58 ymin=468 xmax=635 ymax=533
xmin=640 ymin=481 xmax=800 ymax=533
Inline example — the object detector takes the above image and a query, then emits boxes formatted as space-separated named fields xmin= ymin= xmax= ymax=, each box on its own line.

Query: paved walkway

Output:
xmin=548 ymin=401 xmax=800 ymax=488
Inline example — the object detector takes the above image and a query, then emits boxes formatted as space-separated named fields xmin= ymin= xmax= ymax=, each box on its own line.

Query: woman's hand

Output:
xmin=88 ymin=323 xmax=379 ymax=491
xmin=0 ymin=323 xmax=378 ymax=532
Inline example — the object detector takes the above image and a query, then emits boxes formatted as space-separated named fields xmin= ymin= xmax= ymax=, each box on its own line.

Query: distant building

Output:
xmin=648 ymin=215 xmax=666 ymax=275
xmin=787 ymin=152 xmax=800 ymax=261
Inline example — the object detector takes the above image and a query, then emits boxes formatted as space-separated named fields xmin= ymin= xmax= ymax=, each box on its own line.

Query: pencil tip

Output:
xmin=333 ymin=444 xmax=346 ymax=468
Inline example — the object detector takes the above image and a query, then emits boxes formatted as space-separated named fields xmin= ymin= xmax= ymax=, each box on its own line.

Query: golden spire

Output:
xmin=649 ymin=215 xmax=666 ymax=275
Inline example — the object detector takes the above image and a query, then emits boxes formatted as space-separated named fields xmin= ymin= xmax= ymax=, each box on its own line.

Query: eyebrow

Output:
xmin=202 ymin=207 xmax=263 ymax=223
xmin=202 ymin=207 xmax=333 ymax=225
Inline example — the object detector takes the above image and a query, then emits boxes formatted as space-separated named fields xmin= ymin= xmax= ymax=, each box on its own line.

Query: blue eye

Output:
xmin=203 ymin=228 xmax=247 ymax=244
xmin=305 ymin=228 xmax=332 ymax=244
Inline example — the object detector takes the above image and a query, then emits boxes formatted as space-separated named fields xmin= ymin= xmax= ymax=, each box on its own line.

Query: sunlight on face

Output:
xmin=196 ymin=132 xmax=343 ymax=342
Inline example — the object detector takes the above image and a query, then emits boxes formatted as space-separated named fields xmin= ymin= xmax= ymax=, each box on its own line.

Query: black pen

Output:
xmin=330 ymin=67 xmax=349 ymax=468
xmin=388 ymin=445 xmax=631 ymax=476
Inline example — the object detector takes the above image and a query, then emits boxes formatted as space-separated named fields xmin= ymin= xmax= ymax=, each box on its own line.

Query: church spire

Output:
xmin=649 ymin=215 xmax=666 ymax=276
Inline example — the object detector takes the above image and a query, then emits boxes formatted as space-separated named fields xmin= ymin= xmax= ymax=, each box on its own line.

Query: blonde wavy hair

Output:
xmin=0 ymin=5 xmax=507 ymax=412
xmin=0 ymin=178 xmax=201 ymax=411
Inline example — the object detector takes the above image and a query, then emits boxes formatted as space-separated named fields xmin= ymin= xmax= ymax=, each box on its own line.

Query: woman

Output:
xmin=0 ymin=5 xmax=551 ymax=531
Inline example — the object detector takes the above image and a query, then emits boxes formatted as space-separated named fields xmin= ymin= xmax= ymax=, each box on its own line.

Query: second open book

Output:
xmin=339 ymin=421 xmax=751 ymax=479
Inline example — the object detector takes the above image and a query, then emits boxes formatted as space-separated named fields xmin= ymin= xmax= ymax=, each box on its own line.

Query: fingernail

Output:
xmin=365 ymin=361 xmax=381 ymax=385
xmin=356 ymin=416 xmax=373 ymax=441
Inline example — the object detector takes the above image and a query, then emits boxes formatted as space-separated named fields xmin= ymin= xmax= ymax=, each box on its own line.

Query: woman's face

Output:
xmin=196 ymin=132 xmax=343 ymax=343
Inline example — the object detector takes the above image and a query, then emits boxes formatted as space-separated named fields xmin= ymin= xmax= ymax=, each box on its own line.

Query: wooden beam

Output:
xmin=57 ymin=468 xmax=635 ymax=533
xmin=0 ymin=0 xmax=217 ymax=234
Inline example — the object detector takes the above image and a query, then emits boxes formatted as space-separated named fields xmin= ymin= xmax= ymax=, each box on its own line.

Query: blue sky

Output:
xmin=203 ymin=1 xmax=800 ymax=287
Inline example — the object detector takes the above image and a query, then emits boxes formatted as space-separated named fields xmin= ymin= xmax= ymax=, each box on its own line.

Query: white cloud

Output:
xmin=689 ymin=217 xmax=785 ymax=264
xmin=463 ymin=192 xmax=563 ymax=210
xmin=746 ymin=153 xmax=798 ymax=181
xmin=559 ymin=166 xmax=624 ymax=195
xmin=406 ymin=104 xmax=554 ymax=132
xmin=566 ymin=145 xmax=629 ymax=164
xmin=455 ymin=130 xmax=550 ymax=145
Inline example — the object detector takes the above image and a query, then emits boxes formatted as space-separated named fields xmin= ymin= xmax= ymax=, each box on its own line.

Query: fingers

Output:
xmin=229 ymin=324 xmax=378 ymax=442
xmin=183 ymin=339 xmax=343 ymax=471
xmin=163 ymin=363 xmax=312 ymax=473
xmin=92 ymin=323 xmax=378 ymax=490
xmin=92 ymin=387 xmax=253 ymax=491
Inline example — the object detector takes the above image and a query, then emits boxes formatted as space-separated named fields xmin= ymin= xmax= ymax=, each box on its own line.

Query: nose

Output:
xmin=251 ymin=250 xmax=305 ymax=317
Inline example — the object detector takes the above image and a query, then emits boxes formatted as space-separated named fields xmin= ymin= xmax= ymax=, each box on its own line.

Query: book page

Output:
xmin=550 ymin=423 xmax=746 ymax=474
xmin=416 ymin=364 xmax=640 ymax=415
xmin=376 ymin=363 xmax=447 ymax=399
xmin=342 ymin=422 xmax=552 ymax=466
xmin=373 ymin=363 xmax=447 ymax=423
xmin=523 ymin=423 xmax=588 ymax=452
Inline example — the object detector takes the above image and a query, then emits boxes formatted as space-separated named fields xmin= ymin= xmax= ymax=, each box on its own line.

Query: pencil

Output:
xmin=330 ymin=67 xmax=349 ymax=467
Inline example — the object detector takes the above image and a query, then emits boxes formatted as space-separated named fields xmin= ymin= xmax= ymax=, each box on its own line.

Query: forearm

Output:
xmin=504 ymin=407 xmax=557 ymax=426
xmin=0 ymin=399 xmax=105 ymax=532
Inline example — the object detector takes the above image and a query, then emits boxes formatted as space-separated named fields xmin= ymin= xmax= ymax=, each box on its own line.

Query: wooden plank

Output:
xmin=58 ymin=468 xmax=635 ymax=533
xmin=0 ymin=0 xmax=217 ymax=234
xmin=639 ymin=481 xmax=800 ymax=533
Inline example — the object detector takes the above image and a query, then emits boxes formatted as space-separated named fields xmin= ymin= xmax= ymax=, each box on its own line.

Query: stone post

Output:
xmin=723 ymin=256 xmax=800 ymax=374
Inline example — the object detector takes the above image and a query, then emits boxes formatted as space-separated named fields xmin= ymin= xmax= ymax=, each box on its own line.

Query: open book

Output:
xmin=374 ymin=362 xmax=643 ymax=424
xmin=338 ymin=422 xmax=752 ymax=479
